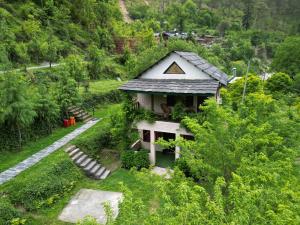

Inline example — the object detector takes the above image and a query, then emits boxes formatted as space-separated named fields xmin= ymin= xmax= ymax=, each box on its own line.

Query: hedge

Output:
xmin=121 ymin=150 xmax=150 ymax=170
xmin=6 ymin=160 xmax=82 ymax=211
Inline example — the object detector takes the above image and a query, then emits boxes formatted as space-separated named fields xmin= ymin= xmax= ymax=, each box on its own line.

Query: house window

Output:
xmin=164 ymin=62 xmax=185 ymax=74
xmin=143 ymin=130 xmax=150 ymax=142
xmin=181 ymin=135 xmax=195 ymax=141
xmin=167 ymin=95 xmax=176 ymax=107
xmin=184 ymin=96 xmax=194 ymax=107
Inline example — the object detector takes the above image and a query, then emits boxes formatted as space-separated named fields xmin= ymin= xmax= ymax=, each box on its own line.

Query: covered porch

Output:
xmin=137 ymin=120 xmax=193 ymax=165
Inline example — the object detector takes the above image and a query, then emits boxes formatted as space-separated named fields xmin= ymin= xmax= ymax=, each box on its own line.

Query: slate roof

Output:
xmin=174 ymin=51 xmax=228 ymax=85
xmin=119 ymin=79 xmax=219 ymax=94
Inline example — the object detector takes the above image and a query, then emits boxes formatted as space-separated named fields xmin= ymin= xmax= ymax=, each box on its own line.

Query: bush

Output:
xmin=121 ymin=150 xmax=150 ymax=170
xmin=134 ymin=150 xmax=150 ymax=170
xmin=121 ymin=151 xmax=135 ymax=169
xmin=0 ymin=198 xmax=20 ymax=225
xmin=7 ymin=160 xmax=82 ymax=211
xmin=265 ymin=72 xmax=293 ymax=93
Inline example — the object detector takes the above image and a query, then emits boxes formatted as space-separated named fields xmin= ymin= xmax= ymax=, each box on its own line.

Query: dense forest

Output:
xmin=0 ymin=0 xmax=300 ymax=224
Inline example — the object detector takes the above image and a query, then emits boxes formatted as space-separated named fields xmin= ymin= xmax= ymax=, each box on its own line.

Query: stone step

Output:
xmin=83 ymin=160 xmax=97 ymax=172
xmin=65 ymin=145 xmax=77 ymax=153
xmin=80 ymin=158 xmax=93 ymax=168
xmin=89 ymin=164 xmax=101 ymax=175
xmin=100 ymin=170 xmax=110 ymax=180
xmin=75 ymin=154 xmax=88 ymax=165
xmin=76 ymin=113 xmax=88 ymax=119
xmin=67 ymin=106 xmax=77 ymax=111
xmin=71 ymin=151 xmax=84 ymax=161
xmin=81 ymin=114 xmax=91 ymax=120
xmin=83 ymin=117 xmax=93 ymax=123
xmin=69 ymin=148 xmax=80 ymax=157
xmin=95 ymin=167 xmax=106 ymax=179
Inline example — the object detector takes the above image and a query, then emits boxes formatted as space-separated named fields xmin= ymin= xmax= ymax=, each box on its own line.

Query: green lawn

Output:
xmin=0 ymin=123 xmax=82 ymax=173
xmin=0 ymin=149 xmax=154 ymax=225
xmin=79 ymin=80 xmax=126 ymax=95
xmin=0 ymin=104 xmax=157 ymax=225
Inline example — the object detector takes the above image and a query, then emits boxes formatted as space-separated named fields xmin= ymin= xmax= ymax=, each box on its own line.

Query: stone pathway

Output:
xmin=0 ymin=119 xmax=100 ymax=185
xmin=59 ymin=189 xmax=123 ymax=224
xmin=152 ymin=166 xmax=173 ymax=179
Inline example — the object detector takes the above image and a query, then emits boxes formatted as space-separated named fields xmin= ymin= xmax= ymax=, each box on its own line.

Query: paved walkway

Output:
xmin=0 ymin=62 xmax=60 ymax=74
xmin=0 ymin=119 xmax=100 ymax=185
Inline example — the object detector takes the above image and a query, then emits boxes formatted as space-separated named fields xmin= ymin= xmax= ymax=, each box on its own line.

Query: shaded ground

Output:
xmin=156 ymin=151 xmax=175 ymax=168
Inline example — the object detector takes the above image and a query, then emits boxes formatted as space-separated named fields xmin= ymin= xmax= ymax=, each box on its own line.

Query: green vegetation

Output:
xmin=0 ymin=123 xmax=81 ymax=173
xmin=121 ymin=150 xmax=150 ymax=170
xmin=0 ymin=0 xmax=299 ymax=224
xmin=79 ymin=80 xmax=125 ymax=95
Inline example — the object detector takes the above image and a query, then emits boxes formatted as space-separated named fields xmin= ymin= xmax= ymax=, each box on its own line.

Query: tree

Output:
xmin=34 ymin=85 xmax=60 ymax=134
xmin=87 ymin=45 xmax=106 ymax=80
xmin=272 ymin=37 xmax=300 ymax=77
xmin=0 ymin=72 xmax=36 ymax=147
xmin=265 ymin=72 xmax=293 ymax=93
xmin=242 ymin=0 xmax=254 ymax=30
xmin=55 ymin=73 xmax=81 ymax=116
xmin=14 ymin=43 xmax=30 ymax=71
xmin=62 ymin=54 xmax=88 ymax=88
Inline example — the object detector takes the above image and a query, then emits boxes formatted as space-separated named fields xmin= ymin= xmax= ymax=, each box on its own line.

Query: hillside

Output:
xmin=0 ymin=0 xmax=122 ymax=70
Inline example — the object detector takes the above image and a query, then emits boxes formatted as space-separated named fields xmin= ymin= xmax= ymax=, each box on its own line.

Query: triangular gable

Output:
xmin=163 ymin=62 xmax=185 ymax=74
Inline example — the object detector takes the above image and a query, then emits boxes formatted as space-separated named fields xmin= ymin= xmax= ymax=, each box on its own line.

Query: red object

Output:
xmin=63 ymin=119 xmax=69 ymax=127
xmin=69 ymin=117 xmax=76 ymax=126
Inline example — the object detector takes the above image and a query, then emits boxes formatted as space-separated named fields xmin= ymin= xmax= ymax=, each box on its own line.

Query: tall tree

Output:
xmin=0 ymin=73 xmax=36 ymax=147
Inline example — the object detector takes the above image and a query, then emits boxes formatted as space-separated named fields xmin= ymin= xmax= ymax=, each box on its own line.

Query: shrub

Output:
xmin=7 ymin=160 xmax=82 ymax=211
xmin=121 ymin=150 xmax=150 ymax=170
xmin=0 ymin=197 xmax=20 ymax=225
xmin=121 ymin=151 xmax=135 ymax=169
xmin=265 ymin=72 xmax=293 ymax=93
xmin=134 ymin=150 xmax=150 ymax=170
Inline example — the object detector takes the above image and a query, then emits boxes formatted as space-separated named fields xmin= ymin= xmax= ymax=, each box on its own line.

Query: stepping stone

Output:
xmin=84 ymin=161 xmax=97 ymax=172
xmin=95 ymin=167 xmax=106 ymax=179
xmin=75 ymin=155 xmax=88 ymax=165
xmin=58 ymin=189 xmax=123 ymax=224
xmin=80 ymin=158 xmax=92 ymax=168
xmin=71 ymin=151 xmax=84 ymax=161
xmin=100 ymin=170 xmax=110 ymax=180
xmin=69 ymin=148 xmax=80 ymax=157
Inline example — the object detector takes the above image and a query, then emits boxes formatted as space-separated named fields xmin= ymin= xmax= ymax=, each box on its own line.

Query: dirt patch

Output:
xmin=98 ymin=149 xmax=121 ymax=172
xmin=119 ymin=0 xmax=132 ymax=23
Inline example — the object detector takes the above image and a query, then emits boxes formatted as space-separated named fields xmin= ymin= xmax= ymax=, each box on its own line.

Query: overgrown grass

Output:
xmin=0 ymin=123 xmax=82 ymax=173
xmin=79 ymin=80 xmax=125 ymax=95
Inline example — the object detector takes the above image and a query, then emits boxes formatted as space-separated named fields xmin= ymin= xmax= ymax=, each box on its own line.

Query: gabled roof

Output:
xmin=174 ymin=51 xmax=228 ymax=85
xmin=119 ymin=79 xmax=219 ymax=95
xmin=119 ymin=51 xmax=228 ymax=95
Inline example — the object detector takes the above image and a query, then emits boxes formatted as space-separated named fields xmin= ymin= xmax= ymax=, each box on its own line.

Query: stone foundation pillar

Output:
xmin=150 ymin=130 xmax=156 ymax=165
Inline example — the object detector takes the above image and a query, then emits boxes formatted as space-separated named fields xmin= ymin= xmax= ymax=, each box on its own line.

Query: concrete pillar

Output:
xmin=150 ymin=130 xmax=156 ymax=165
xmin=175 ymin=133 xmax=180 ymax=159
xmin=193 ymin=96 xmax=198 ymax=112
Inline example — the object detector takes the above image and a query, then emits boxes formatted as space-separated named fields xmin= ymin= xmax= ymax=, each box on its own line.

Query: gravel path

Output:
xmin=0 ymin=119 xmax=100 ymax=185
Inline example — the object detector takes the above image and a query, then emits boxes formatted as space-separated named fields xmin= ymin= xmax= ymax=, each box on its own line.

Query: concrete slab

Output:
xmin=152 ymin=166 xmax=173 ymax=179
xmin=59 ymin=189 xmax=123 ymax=224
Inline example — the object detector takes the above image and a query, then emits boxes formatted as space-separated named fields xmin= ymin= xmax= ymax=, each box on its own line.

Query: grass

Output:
xmin=156 ymin=151 xmax=175 ymax=168
xmin=71 ymin=103 xmax=122 ymax=145
xmin=79 ymin=80 xmax=126 ymax=95
xmin=0 ymin=123 xmax=82 ymax=173
xmin=0 ymin=149 xmax=154 ymax=225
xmin=0 ymin=104 xmax=157 ymax=225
